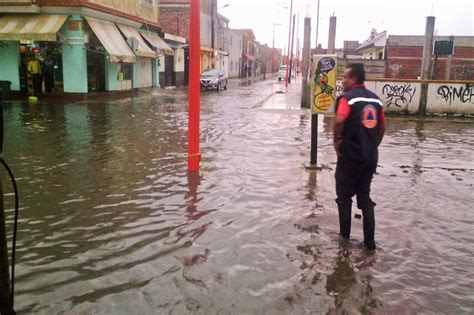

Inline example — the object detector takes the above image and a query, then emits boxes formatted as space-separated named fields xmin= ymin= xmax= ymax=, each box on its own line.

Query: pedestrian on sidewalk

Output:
xmin=27 ymin=54 xmax=42 ymax=95
xmin=332 ymin=63 xmax=385 ymax=250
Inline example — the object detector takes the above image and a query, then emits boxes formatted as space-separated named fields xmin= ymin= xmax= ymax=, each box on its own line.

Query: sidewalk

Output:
xmin=260 ymin=76 xmax=309 ymax=111
xmin=7 ymin=73 xmax=273 ymax=104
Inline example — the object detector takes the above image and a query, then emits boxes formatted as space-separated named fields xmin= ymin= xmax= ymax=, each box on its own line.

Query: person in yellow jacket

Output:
xmin=27 ymin=55 xmax=42 ymax=95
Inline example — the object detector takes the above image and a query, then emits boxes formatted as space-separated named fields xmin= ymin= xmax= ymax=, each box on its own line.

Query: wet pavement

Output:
xmin=2 ymin=77 xmax=474 ymax=314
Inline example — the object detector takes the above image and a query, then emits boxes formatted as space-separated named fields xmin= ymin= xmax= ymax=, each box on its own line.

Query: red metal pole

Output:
xmin=285 ymin=0 xmax=293 ymax=88
xmin=188 ymin=0 xmax=201 ymax=172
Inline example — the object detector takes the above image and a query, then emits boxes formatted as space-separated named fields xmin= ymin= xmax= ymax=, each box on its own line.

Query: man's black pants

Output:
xmin=32 ymin=74 xmax=42 ymax=95
xmin=335 ymin=158 xmax=376 ymax=248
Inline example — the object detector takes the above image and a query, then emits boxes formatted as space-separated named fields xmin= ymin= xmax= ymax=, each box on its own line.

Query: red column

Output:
xmin=188 ymin=0 xmax=201 ymax=172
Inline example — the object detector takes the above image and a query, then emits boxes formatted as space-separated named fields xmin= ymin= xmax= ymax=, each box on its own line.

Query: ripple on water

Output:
xmin=4 ymin=87 xmax=474 ymax=313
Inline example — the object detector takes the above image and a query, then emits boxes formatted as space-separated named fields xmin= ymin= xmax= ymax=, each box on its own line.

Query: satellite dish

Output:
xmin=127 ymin=36 xmax=139 ymax=51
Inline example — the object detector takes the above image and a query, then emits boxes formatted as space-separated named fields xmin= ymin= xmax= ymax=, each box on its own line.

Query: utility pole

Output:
xmin=327 ymin=16 xmax=336 ymax=54
xmin=188 ymin=0 xmax=201 ymax=172
xmin=315 ymin=0 xmax=320 ymax=49
xmin=285 ymin=0 xmax=293 ymax=88
xmin=419 ymin=16 xmax=435 ymax=115
xmin=309 ymin=0 xmax=321 ymax=169
xmin=301 ymin=17 xmax=311 ymax=108
xmin=272 ymin=23 xmax=281 ymax=73
xmin=289 ymin=14 xmax=296 ymax=83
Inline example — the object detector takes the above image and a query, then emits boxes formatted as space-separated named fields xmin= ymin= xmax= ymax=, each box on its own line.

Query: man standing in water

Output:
xmin=333 ymin=63 xmax=385 ymax=250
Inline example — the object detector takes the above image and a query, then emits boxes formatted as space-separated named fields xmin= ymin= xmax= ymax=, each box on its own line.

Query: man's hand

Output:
xmin=334 ymin=138 xmax=343 ymax=157
xmin=333 ymin=114 xmax=346 ymax=158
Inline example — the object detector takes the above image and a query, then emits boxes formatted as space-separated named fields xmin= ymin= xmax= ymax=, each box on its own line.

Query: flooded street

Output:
xmin=2 ymin=78 xmax=474 ymax=314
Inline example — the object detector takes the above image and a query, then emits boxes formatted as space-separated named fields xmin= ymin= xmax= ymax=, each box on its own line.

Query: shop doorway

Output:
xmin=19 ymin=42 xmax=63 ymax=94
xmin=184 ymin=48 xmax=189 ymax=86
xmin=86 ymin=49 xmax=106 ymax=92
xmin=164 ymin=54 xmax=175 ymax=87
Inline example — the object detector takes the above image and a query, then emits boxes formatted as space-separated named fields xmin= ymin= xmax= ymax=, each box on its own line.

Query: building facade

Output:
xmin=217 ymin=14 xmax=242 ymax=78
xmin=236 ymin=29 xmax=256 ymax=78
xmin=356 ymin=30 xmax=387 ymax=60
xmin=159 ymin=0 xmax=217 ymax=76
xmin=0 ymin=0 xmax=174 ymax=94
xmin=386 ymin=35 xmax=474 ymax=80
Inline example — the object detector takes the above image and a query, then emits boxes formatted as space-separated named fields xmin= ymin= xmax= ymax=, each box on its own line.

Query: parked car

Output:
xmin=200 ymin=69 xmax=228 ymax=91
xmin=278 ymin=65 xmax=287 ymax=81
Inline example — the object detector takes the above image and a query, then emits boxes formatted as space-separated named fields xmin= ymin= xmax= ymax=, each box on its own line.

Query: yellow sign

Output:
xmin=311 ymin=55 xmax=337 ymax=114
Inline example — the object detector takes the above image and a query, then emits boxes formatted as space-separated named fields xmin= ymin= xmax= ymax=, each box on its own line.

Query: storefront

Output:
xmin=0 ymin=14 xmax=68 ymax=93
xmin=0 ymin=13 xmax=168 ymax=94
xmin=163 ymin=33 xmax=187 ymax=87
xmin=140 ymin=31 xmax=173 ymax=88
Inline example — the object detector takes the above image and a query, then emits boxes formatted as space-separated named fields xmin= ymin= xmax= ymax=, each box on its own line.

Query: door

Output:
xmin=164 ymin=54 xmax=175 ymax=86
xmin=138 ymin=57 xmax=152 ymax=88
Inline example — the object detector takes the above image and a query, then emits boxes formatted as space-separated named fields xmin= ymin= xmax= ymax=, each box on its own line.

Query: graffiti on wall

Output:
xmin=437 ymin=84 xmax=474 ymax=105
xmin=335 ymin=80 xmax=344 ymax=95
xmin=390 ymin=64 xmax=403 ymax=77
xmin=382 ymin=83 xmax=417 ymax=107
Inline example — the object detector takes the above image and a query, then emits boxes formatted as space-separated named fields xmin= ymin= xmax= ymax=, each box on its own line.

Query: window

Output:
xmin=230 ymin=61 xmax=233 ymax=71
xmin=118 ymin=63 xmax=133 ymax=80
xmin=141 ymin=0 xmax=153 ymax=7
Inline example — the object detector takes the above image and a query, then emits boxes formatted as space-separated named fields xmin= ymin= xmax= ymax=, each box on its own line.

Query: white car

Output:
xmin=278 ymin=65 xmax=287 ymax=81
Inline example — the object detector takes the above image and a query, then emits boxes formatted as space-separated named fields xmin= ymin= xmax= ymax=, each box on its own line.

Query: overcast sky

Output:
xmin=217 ymin=0 xmax=474 ymax=51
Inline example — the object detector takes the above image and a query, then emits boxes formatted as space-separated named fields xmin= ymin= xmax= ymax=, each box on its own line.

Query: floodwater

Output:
xmin=2 ymin=79 xmax=474 ymax=314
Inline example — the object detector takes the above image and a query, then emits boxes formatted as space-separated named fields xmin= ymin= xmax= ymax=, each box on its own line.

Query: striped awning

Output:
xmin=116 ymin=24 xmax=156 ymax=58
xmin=139 ymin=31 xmax=174 ymax=56
xmin=0 ymin=14 xmax=68 ymax=41
xmin=85 ymin=17 xmax=136 ymax=63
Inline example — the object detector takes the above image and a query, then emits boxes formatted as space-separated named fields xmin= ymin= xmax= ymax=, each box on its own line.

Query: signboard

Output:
xmin=434 ymin=40 xmax=454 ymax=56
xmin=311 ymin=55 xmax=337 ymax=114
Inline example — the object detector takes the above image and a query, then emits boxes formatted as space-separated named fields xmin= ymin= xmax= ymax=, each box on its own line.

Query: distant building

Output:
xmin=217 ymin=14 xmax=242 ymax=78
xmin=236 ymin=29 xmax=257 ymax=77
xmin=356 ymin=30 xmax=387 ymax=60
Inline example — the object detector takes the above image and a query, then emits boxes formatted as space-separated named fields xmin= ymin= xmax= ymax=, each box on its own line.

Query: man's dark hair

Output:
xmin=346 ymin=63 xmax=366 ymax=84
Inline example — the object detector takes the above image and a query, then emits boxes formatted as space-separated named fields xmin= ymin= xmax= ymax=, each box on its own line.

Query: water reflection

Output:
xmin=411 ymin=119 xmax=425 ymax=184
xmin=326 ymin=241 xmax=356 ymax=311
xmin=173 ymin=173 xmax=213 ymax=243
xmin=2 ymin=80 xmax=473 ymax=313
xmin=325 ymin=241 xmax=381 ymax=313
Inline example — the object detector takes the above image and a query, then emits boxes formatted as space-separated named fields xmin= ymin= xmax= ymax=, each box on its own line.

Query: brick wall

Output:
xmin=386 ymin=41 xmax=474 ymax=80
xmin=36 ymin=0 xmax=160 ymax=27
xmin=159 ymin=9 xmax=190 ymax=41
xmin=337 ymin=59 xmax=386 ymax=79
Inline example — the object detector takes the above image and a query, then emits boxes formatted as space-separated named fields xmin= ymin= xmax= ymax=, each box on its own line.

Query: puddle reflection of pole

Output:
xmin=187 ymin=172 xmax=201 ymax=213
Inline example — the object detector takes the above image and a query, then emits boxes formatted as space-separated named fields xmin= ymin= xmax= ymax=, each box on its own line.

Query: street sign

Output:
xmin=434 ymin=40 xmax=454 ymax=56
xmin=311 ymin=54 xmax=337 ymax=114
